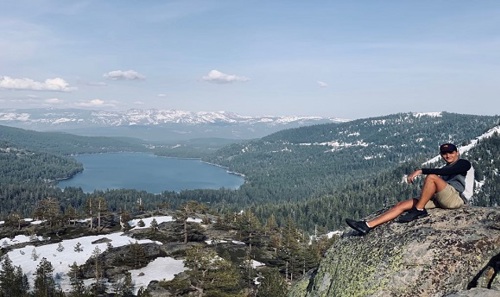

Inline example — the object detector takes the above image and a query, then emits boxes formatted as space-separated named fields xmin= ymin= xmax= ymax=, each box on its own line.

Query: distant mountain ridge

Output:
xmin=0 ymin=108 xmax=347 ymax=141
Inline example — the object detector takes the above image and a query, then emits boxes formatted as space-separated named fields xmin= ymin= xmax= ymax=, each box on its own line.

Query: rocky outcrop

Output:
xmin=290 ymin=206 xmax=500 ymax=297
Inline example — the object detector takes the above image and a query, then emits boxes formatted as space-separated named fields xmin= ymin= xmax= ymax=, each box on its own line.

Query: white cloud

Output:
xmin=317 ymin=81 xmax=328 ymax=88
xmin=76 ymin=99 xmax=114 ymax=107
xmin=45 ymin=98 xmax=64 ymax=104
xmin=86 ymin=81 xmax=108 ymax=87
xmin=0 ymin=76 xmax=75 ymax=92
xmin=202 ymin=70 xmax=249 ymax=84
xmin=103 ymin=70 xmax=145 ymax=80
xmin=157 ymin=93 xmax=167 ymax=97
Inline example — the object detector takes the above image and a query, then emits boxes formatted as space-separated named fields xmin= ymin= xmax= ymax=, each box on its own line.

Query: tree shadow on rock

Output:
xmin=468 ymin=252 xmax=500 ymax=289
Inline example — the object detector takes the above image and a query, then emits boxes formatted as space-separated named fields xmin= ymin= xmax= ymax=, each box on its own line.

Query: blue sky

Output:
xmin=0 ymin=0 xmax=499 ymax=119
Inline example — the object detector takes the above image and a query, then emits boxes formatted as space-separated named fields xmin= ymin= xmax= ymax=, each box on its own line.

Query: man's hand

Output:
xmin=407 ymin=169 xmax=422 ymax=184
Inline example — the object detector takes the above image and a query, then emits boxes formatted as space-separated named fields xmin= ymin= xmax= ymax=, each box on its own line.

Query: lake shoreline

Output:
xmin=57 ymin=152 xmax=245 ymax=193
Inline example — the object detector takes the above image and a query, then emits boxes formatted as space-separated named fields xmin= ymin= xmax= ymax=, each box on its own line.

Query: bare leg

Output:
xmin=367 ymin=174 xmax=448 ymax=228
xmin=414 ymin=174 xmax=448 ymax=209
xmin=367 ymin=198 xmax=417 ymax=228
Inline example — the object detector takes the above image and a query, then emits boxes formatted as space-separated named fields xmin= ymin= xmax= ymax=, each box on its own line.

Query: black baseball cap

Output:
xmin=440 ymin=143 xmax=457 ymax=154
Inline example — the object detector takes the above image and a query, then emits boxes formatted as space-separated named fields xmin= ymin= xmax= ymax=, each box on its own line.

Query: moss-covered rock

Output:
xmin=290 ymin=206 xmax=500 ymax=297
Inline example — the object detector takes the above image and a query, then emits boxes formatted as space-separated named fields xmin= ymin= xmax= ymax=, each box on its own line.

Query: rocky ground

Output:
xmin=289 ymin=206 xmax=500 ymax=297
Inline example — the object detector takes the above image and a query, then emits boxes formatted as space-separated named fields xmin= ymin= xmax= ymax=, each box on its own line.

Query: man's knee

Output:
xmin=424 ymin=174 xmax=441 ymax=184
xmin=425 ymin=174 xmax=439 ymax=180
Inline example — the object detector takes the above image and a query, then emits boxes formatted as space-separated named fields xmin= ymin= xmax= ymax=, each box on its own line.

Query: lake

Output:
xmin=57 ymin=152 xmax=244 ymax=193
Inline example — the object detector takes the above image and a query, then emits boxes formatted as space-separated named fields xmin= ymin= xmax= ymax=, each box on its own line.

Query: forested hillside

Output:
xmin=203 ymin=113 xmax=498 ymax=203
xmin=0 ymin=142 xmax=83 ymax=183
xmin=0 ymin=124 xmax=147 ymax=154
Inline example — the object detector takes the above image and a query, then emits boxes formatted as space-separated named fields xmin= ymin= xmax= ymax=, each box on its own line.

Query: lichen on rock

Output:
xmin=289 ymin=206 xmax=500 ymax=297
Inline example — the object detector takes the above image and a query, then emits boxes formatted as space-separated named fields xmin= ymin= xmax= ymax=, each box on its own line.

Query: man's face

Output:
xmin=440 ymin=150 xmax=459 ymax=163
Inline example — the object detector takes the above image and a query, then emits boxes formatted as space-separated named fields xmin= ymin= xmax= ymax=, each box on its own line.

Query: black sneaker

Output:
xmin=399 ymin=207 xmax=428 ymax=223
xmin=345 ymin=218 xmax=371 ymax=235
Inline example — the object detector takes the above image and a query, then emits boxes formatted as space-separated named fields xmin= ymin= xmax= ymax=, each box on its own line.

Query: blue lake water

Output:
xmin=57 ymin=152 xmax=244 ymax=193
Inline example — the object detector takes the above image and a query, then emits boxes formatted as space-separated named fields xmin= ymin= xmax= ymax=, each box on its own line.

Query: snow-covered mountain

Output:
xmin=0 ymin=108 xmax=348 ymax=141
xmin=0 ymin=108 xmax=346 ymax=126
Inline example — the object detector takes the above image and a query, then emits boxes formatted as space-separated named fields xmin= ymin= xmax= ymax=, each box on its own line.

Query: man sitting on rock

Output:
xmin=346 ymin=143 xmax=473 ymax=235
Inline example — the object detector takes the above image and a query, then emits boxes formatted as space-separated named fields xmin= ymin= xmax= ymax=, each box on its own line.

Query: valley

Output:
xmin=1 ymin=110 xmax=499 ymax=296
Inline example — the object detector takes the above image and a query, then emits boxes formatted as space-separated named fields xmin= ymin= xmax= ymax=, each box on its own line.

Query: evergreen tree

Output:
xmin=137 ymin=219 xmax=145 ymax=227
xmin=89 ymin=281 xmax=107 ymax=297
xmin=184 ymin=246 xmax=241 ymax=296
xmin=65 ymin=205 xmax=79 ymax=225
xmin=74 ymin=242 xmax=83 ymax=253
xmin=213 ymin=211 xmax=238 ymax=231
xmin=106 ymin=242 xmax=114 ymax=251
xmin=56 ymin=243 xmax=65 ymax=252
xmin=264 ymin=213 xmax=278 ymax=235
xmin=150 ymin=218 xmax=159 ymax=233
xmin=91 ymin=246 xmax=103 ymax=282
xmin=128 ymin=241 xmax=147 ymax=269
xmin=119 ymin=210 xmax=132 ymax=230
xmin=234 ymin=210 xmax=262 ymax=247
xmin=121 ymin=272 xmax=134 ymax=297
xmin=277 ymin=216 xmax=303 ymax=282
xmin=5 ymin=212 xmax=23 ymax=229
xmin=0 ymin=255 xmax=16 ymax=296
xmin=14 ymin=266 xmax=30 ymax=297
xmin=33 ymin=257 xmax=56 ymax=297
xmin=113 ymin=272 xmax=134 ymax=297
xmin=32 ymin=198 xmax=61 ymax=227
xmin=175 ymin=201 xmax=206 ymax=244
xmin=256 ymin=268 xmax=288 ymax=297
xmin=68 ymin=262 xmax=87 ymax=297
xmin=89 ymin=245 xmax=107 ymax=296
xmin=0 ymin=255 xmax=29 ymax=296
xmin=32 ymin=248 xmax=40 ymax=261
